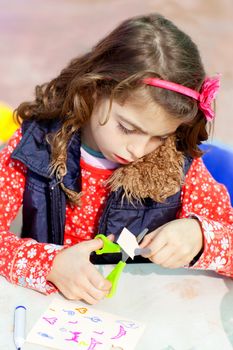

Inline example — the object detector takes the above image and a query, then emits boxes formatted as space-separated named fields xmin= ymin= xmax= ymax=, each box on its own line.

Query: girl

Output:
xmin=0 ymin=13 xmax=232 ymax=305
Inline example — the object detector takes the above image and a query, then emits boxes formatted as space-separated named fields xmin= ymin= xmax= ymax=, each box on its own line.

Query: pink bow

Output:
xmin=198 ymin=75 xmax=220 ymax=121
xmin=143 ymin=74 xmax=220 ymax=122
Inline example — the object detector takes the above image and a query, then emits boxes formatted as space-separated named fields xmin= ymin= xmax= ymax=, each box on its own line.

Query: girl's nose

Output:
xmin=126 ymin=141 xmax=148 ymax=160
xmin=126 ymin=135 xmax=161 ymax=160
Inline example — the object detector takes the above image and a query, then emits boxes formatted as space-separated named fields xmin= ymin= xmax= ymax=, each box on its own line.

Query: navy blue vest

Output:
xmin=11 ymin=120 xmax=192 ymax=263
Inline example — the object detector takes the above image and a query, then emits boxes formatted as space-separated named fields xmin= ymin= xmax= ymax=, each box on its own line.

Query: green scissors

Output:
xmin=95 ymin=228 xmax=149 ymax=298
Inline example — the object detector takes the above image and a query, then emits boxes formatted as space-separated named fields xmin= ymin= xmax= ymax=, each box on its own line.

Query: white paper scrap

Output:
xmin=117 ymin=228 xmax=140 ymax=259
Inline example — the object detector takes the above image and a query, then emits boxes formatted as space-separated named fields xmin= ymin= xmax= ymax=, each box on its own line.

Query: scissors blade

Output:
xmin=136 ymin=227 xmax=149 ymax=244
xmin=120 ymin=228 xmax=149 ymax=261
xmin=134 ymin=227 xmax=149 ymax=256
xmin=121 ymin=247 xmax=130 ymax=262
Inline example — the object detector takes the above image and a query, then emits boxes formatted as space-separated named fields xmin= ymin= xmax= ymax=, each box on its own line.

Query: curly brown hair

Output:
xmin=16 ymin=13 xmax=208 ymax=193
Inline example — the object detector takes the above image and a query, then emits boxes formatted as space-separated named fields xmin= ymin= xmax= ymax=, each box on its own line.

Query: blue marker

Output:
xmin=14 ymin=305 xmax=26 ymax=350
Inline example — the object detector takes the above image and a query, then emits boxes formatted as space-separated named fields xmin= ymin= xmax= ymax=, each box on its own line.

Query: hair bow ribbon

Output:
xmin=198 ymin=75 xmax=220 ymax=121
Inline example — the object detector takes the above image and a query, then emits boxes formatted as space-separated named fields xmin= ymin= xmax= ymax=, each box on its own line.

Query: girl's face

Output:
xmin=81 ymin=96 xmax=183 ymax=165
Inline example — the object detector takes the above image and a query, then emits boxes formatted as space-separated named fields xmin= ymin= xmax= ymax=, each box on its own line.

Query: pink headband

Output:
xmin=143 ymin=75 xmax=220 ymax=121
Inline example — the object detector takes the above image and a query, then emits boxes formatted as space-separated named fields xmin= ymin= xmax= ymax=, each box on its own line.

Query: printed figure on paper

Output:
xmin=26 ymin=299 xmax=145 ymax=350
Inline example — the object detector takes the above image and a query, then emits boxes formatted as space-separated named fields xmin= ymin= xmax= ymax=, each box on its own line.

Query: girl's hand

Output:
xmin=140 ymin=218 xmax=203 ymax=268
xmin=46 ymin=238 xmax=112 ymax=304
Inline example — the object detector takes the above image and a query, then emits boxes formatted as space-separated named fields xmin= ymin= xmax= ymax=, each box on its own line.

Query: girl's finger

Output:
xmin=107 ymin=233 xmax=115 ymax=241
xmin=149 ymin=244 xmax=173 ymax=265
xmin=159 ymin=254 xmax=187 ymax=269
xmin=141 ymin=230 xmax=167 ymax=257
xmin=139 ymin=232 xmax=154 ymax=248
xmin=162 ymin=260 xmax=184 ymax=269
xmin=88 ymin=266 xmax=112 ymax=291
xmin=80 ymin=290 xmax=102 ymax=305
xmin=81 ymin=238 xmax=104 ymax=253
xmin=140 ymin=223 xmax=170 ymax=249
xmin=85 ymin=280 xmax=109 ymax=301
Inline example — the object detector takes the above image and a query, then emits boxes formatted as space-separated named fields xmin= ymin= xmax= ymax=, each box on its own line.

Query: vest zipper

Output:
xmin=49 ymin=179 xmax=65 ymax=245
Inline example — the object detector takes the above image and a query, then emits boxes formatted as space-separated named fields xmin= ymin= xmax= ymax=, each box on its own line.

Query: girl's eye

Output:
xmin=158 ymin=136 xmax=168 ymax=142
xmin=117 ymin=123 xmax=136 ymax=135
xmin=118 ymin=122 xmax=170 ymax=141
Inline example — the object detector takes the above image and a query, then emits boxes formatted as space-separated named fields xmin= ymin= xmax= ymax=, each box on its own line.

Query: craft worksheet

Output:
xmin=26 ymin=298 xmax=145 ymax=350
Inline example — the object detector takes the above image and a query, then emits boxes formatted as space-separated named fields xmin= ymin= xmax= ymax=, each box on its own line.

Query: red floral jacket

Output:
xmin=0 ymin=129 xmax=233 ymax=294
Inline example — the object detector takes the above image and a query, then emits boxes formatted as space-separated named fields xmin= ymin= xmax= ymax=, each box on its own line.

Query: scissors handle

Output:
xmin=95 ymin=229 xmax=149 ymax=298
xmin=106 ymin=260 xmax=126 ymax=298
xmin=95 ymin=234 xmax=121 ymax=255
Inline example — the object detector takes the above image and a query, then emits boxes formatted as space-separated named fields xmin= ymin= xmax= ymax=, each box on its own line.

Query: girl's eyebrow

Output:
xmin=116 ymin=114 xmax=176 ymax=138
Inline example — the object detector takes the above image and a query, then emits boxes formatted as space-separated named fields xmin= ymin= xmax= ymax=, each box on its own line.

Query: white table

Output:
xmin=1 ymin=264 xmax=233 ymax=350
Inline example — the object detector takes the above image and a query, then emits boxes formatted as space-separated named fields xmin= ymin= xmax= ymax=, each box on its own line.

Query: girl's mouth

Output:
xmin=114 ymin=154 xmax=130 ymax=164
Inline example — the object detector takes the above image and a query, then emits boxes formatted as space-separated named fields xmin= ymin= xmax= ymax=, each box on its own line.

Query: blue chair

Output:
xmin=200 ymin=143 xmax=233 ymax=205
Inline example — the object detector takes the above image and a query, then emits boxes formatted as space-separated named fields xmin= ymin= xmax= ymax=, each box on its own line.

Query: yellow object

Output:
xmin=0 ymin=102 xmax=18 ymax=143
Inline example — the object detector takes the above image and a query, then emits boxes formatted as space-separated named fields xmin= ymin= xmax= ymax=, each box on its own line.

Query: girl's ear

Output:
xmin=92 ymin=92 xmax=103 ymax=111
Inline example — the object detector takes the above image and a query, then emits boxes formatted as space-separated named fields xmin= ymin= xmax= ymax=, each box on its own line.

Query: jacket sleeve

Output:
xmin=179 ymin=157 xmax=233 ymax=277
xmin=0 ymin=129 xmax=64 ymax=294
